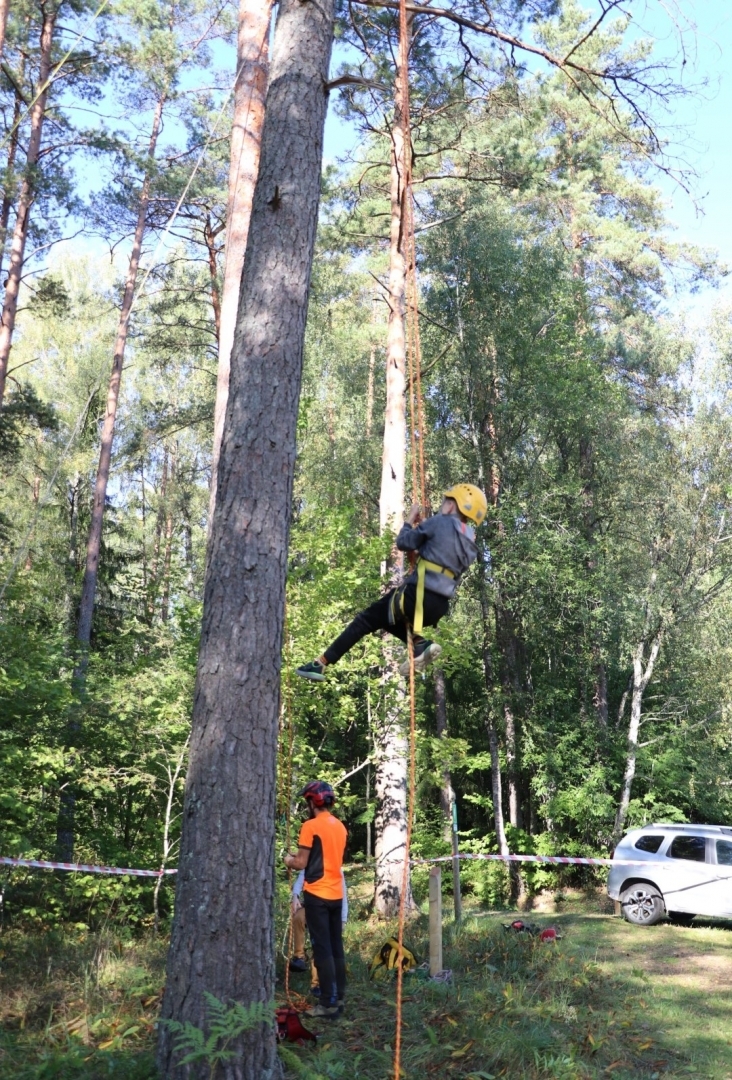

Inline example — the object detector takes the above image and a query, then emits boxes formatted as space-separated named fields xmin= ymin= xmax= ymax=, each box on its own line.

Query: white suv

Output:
xmin=607 ymin=824 xmax=732 ymax=926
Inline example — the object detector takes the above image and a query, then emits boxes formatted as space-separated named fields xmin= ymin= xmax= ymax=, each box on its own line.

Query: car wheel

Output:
xmin=620 ymin=884 xmax=665 ymax=926
xmin=667 ymin=911 xmax=695 ymax=927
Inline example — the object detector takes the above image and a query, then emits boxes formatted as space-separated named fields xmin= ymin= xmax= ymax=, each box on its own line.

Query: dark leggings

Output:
xmin=323 ymin=583 xmax=449 ymax=665
xmin=303 ymin=893 xmax=345 ymax=1004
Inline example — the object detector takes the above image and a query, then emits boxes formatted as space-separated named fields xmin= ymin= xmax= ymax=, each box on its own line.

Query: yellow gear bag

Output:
xmin=369 ymin=937 xmax=418 ymax=979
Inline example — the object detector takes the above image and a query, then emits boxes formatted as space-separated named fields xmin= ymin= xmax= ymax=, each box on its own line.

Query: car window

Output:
xmin=634 ymin=833 xmax=669 ymax=851
xmin=668 ymin=836 xmax=707 ymax=862
xmin=716 ymin=840 xmax=732 ymax=866
xmin=634 ymin=834 xmax=664 ymax=853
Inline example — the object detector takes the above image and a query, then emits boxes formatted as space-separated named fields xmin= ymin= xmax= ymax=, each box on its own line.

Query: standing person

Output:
xmin=283 ymin=781 xmax=347 ymax=1018
xmin=295 ymin=484 xmax=486 ymax=681
xmin=289 ymin=867 xmax=348 ymax=997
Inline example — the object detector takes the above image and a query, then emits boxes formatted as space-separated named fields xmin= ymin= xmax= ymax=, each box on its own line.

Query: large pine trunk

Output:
xmin=209 ymin=0 xmax=271 ymax=520
xmin=0 ymin=5 xmax=55 ymax=408
xmin=55 ymin=91 xmax=166 ymax=862
xmin=373 ymin=14 xmax=415 ymax=917
xmin=157 ymin=0 xmax=335 ymax=1072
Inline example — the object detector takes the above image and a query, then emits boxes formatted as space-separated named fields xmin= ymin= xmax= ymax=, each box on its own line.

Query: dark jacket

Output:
xmin=396 ymin=513 xmax=478 ymax=598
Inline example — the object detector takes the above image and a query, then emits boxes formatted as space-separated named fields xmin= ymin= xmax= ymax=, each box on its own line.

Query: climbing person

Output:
xmin=283 ymin=781 xmax=348 ymax=1018
xmin=289 ymin=866 xmax=348 ymax=996
xmin=295 ymin=484 xmax=486 ymax=681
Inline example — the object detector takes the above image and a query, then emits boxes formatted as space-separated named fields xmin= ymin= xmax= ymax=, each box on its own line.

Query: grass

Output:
xmin=0 ymin=927 xmax=163 ymax=1079
xmin=2 ymin=881 xmax=732 ymax=1079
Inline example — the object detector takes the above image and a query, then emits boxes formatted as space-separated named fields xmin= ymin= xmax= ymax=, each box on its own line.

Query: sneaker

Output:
xmin=288 ymin=956 xmax=308 ymax=972
xmin=296 ymin=660 xmax=326 ymax=682
xmin=399 ymin=641 xmax=442 ymax=676
xmin=310 ymin=1001 xmax=339 ymax=1019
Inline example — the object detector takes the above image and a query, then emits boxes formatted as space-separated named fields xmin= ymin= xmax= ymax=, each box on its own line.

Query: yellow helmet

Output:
xmin=443 ymin=484 xmax=488 ymax=526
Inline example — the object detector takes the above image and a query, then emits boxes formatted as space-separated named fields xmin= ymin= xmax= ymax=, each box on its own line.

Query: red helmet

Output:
xmin=299 ymin=780 xmax=335 ymax=808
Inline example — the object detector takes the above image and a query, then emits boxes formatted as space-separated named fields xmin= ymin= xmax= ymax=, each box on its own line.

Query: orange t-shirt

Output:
xmin=298 ymin=812 xmax=347 ymax=900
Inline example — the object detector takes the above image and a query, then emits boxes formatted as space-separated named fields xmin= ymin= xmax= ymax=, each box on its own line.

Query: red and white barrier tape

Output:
xmin=411 ymin=853 xmax=641 ymax=868
xmin=0 ymin=851 xmax=643 ymax=878
xmin=0 ymin=855 xmax=177 ymax=878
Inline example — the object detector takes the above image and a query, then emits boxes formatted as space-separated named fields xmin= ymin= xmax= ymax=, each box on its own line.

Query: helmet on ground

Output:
xmin=443 ymin=484 xmax=488 ymax=526
xmin=299 ymin=780 xmax=335 ymax=808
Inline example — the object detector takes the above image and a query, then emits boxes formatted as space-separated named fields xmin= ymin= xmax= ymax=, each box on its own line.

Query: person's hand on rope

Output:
xmin=406 ymin=503 xmax=422 ymax=526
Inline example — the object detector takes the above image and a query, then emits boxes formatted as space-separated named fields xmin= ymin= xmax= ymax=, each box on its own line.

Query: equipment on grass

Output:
xmin=276 ymin=1007 xmax=317 ymax=1044
xmin=504 ymin=919 xmax=538 ymax=934
xmin=369 ymin=937 xmax=419 ymax=978
xmin=443 ymin=484 xmax=487 ymax=526
xmin=503 ymin=919 xmax=562 ymax=941
xmin=299 ymin=780 xmax=335 ymax=807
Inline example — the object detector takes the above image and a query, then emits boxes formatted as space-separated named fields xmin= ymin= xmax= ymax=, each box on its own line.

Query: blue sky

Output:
xmin=323 ymin=0 xmax=732 ymax=322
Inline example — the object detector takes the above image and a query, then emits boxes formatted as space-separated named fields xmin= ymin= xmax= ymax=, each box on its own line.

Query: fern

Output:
xmin=161 ymin=992 xmax=274 ymax=1079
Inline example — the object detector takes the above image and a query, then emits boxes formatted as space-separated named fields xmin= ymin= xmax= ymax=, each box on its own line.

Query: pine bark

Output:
xmin=157 ymin=0 xmax=334 ymax=1071
xmin=208 ymin=0 xmax=271 ymax=521
xmin=0 ymin=4 xmax=55 ymax=408
xmin=0 ymin=0 xmax=10 ymax=62
xmin=373 ymin=14 xmax=415 ymax=918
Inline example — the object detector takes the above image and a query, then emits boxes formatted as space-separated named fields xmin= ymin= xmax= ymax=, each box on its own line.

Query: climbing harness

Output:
xmin=413 ymin=558 xmax=455 ymax=634
xmin=369 ymin=937 xmax=419 ymax=978
xmin=276 ymin=1007 xmax=317 ymax=1044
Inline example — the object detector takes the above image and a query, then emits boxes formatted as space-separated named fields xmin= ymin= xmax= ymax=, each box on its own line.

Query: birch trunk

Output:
xmin=208 ymin=0 xmax=271 ymax=521
xmin=479 ymin=583 xmax=509 ymax=859
xmin=157 ymin=0 xmax=334 ymax=1070
xmin=55 ymin=91 xmax=166 ymax=862
xmin=0 ymin=5 xmax=55 ymax=408
xmin=613 ymin=632 xmax=663 ymax=843
xmin=373 ymin=13 xmax=415 ymax=917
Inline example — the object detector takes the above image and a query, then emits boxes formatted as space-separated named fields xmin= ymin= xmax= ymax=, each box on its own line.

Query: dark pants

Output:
xmin=323 ymin=583 xmax=449 ymax=665
xmin=303 ymin=893 xmax=346 ymax=1005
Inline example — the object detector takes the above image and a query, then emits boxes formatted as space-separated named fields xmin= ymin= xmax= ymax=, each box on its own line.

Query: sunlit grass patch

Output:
xmin=282 ymin=901 xmax=732 ymax=1080
xmin=1 ymin=893 xmax=732 ymax=1079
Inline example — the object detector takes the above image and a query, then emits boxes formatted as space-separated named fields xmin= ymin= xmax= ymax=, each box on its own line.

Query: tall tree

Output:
xmin=57 ymin=0 xmax=225 ymax=859
xmin=0 ymin=0 xmax=57 ymax=407
xmin=209 ymin=0 xmax=272 ymax=521
xmin=157 ymin=0 xmax=335 ymax=1072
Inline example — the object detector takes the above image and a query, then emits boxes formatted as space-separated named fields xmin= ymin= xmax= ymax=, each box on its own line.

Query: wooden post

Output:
xmin=429 ymin=866 xmax=443 ymax=976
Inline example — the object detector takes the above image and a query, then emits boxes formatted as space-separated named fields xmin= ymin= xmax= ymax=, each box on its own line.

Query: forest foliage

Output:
xmin=1 ymin=0 xmax=732 ymax=933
